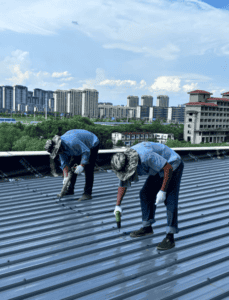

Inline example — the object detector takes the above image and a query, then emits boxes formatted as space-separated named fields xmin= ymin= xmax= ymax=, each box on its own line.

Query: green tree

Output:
xmin=133 ymin=140 xmax=140 ymax=146
xmin=116 ymin=140 xmax=124 ymax=147
xmin=105 ymin=139 xmax=113 ymax=149
xmin=0 ymin=124 xmax=23 ymax=151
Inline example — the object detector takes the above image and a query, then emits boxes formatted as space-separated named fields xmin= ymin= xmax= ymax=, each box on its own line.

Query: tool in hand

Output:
xmin=57 ymin=163 xmax=78 ymax=199
xmin=115 ymin=211 xmax=121 ymax=232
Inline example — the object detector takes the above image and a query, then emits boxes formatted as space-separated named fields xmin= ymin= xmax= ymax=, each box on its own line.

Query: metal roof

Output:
xmin=1 ymin=158 xmax=229 ymax=299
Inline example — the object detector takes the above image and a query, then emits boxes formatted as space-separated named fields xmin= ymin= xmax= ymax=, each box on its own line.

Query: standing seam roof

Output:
xmin=1 ymin=159 xmax=229 ymax=299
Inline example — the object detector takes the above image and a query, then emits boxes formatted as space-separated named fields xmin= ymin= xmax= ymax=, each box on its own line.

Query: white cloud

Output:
xmin=52 ymin=71 xmax=71 ymax=78
xmin=149 ymin=76 xmax=181 ymax=93
xmin=99 ymin=79 xmax=137 ymax=87
xmin=182 ymin=82 xmax=199 ymax=93
xmin=59 ymin=83 xmax=66 ymax=87
xmin=1 ymin=0 xmax=229 ymax=60
xmin=59 ymin=77 xmax=74 ymax=81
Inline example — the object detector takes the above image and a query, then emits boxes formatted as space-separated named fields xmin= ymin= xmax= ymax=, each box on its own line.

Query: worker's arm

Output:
xmin=161 ymin=162 xmax=173 ymax=192
xmin=63 ymin=165 xmax=69 ymax=177
xmin=116 ymin=187 xmax=127 ymax=206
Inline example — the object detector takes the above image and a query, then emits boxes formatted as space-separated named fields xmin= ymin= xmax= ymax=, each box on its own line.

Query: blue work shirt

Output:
xmin=59 ymin=129 xmax=99 ymax=170
xmin=119 ymin=142 xmax=181 ymax=187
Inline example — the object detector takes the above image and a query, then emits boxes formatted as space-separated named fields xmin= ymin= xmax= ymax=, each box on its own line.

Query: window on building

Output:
xmin=132 ymin=135 xmax=135 ymax=139
xmin=200 ymin=125 xmax=203 ymax=128
xmin=187 ymin=130 xmax=191 ymax=134
xmin=122 ymin=135 xmax=125 ymax=139
xmin=189 ymin=118 xmax=192 ymax=122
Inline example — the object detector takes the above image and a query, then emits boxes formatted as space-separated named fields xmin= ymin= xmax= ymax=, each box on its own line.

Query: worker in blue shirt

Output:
xmin=45 ymin=129 xmax=100 ymax=201
xmin=111 ymin=142 xmax=184 ymax=251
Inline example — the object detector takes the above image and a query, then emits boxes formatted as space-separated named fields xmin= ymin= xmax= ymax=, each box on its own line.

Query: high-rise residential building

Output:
xmin=184 ymin=89 xmax=229 ymax=144
xmin=156 ymin=95 xmax=169 ymax=107
xmin=141 ymin=95 xmax=153 ymax=107
xmin=67 ymin=89 xmax=83 ymax=116
xmin=167 ymin=106 xmax=185 ymax=123
xmin=127 ymin=96 xmax=139 ymax=107
xmin=137 ymin=106 xmax=150 ymax=119
xmin=13 ymin=85 xmax=28 ymax=111
xmin=33 ymin=88 xmax=43 ymax=106
xmin=53 ymin=90 xmax=68 ymax=113
xmin=82 ymin=89 xmax=98 ymax=118
xmin=149 ymin=106 xmax=168 ymax=121
xmin=2 ymin=86 xmax=13 ymax=111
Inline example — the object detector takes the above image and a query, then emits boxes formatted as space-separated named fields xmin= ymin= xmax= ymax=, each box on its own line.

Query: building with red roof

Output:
xmin=184 ymin=90 xmax=229 ymax=145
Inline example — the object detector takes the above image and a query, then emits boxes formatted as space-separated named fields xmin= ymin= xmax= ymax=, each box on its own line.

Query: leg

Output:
xmin=165 ymin=161 xmax=184 ymax=234
xmin=84 ymin=144 xmax=99 ymax=196
xmin=139 ymin=174 xmax=162 ymax=227
xmin=68 ymin=156 xmax=81 ymax=192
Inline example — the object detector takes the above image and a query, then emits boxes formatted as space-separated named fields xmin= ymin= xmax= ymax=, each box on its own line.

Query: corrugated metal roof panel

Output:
xmin=1 ymin=159 xmax=229 ymax=299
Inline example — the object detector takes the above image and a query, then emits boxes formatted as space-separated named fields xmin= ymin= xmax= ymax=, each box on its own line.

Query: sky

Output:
xmin=1 ymin=0 xmax=229 ymax=106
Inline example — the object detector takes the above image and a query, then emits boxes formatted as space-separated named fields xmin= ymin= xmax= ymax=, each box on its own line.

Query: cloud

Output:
xmin=0 ymin=49 xmax=72 ymax=90
xmin=59 ymin=83 xmax=66 ymax=87
xmin=1 ymin=0 xmax=229 ymax=60
xmin=59 ymin=77 xmax=74 ymax=81
xmin=182 ymin=82 xmax=199 ymax=93
xmin=99 ymin=79 xmax=137 ymax=87
xmin=149 ymin=76 xmax=181 ymax=93
xmin=52 ymin=71 xmax=71 ymax=78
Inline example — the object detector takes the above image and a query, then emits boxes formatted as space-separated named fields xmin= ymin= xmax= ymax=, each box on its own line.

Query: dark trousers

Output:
xmin=68 ymin=143 xmax=100 ymax=195
xmin=140 ymin=160 xmax=184 ymax=234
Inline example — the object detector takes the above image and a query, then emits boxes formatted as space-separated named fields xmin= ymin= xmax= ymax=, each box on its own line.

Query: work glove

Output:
xmin=114 ymin=205 xmax=123 ymax=216
xmin=155 ymin=190 xmax=166 ymax=205
xmin=74 ymin=165 xmax=84 ymax=174
xmin=63 ymin=177 xmax=68 ymax=185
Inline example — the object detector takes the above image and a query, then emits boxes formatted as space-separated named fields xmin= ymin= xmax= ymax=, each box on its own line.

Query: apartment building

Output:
xmin=2 ymin=86 xmax=13 ymax=111
xmin=167 ymin=106 xmax=185 ymax=123
xmin=136 ymin=106 xmax=150 ymax=119
xmin=13 ymin=85 xmax=28 ymax=112
xmin=112 ymin=132 xmax=174 ymax=146
xmin=98 ymin=104 xmax=137 ymax=119
xmin=0 ymin=86 xmax=2 ymax=110
xmin=156 ymin=95 xmax=169 ymax=107
xmin=184 ymin=90 xmax=229 ymax=144
xmin=53 ymin=90 xmax=68 ymax=113
xmin=82 ymin=89 xmax=98 ymax=118
xmin=149 ymin=106 xmax=168 ymax=121
xmin=127 ymin=96 xmax=139 ymax=107
xmin=141 ymin=95 xmax=153 ymax=107
xmin=67 ymin=89 xmax=82 ymax=116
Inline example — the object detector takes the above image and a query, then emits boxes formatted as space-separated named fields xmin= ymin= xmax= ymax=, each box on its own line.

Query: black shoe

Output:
xmin=57 ymin=189 xmax=74 ymax=197
xmin=130 ymin=226 xmax=153 ymax=238
xmin=78 ymin=194 xmax=92 ymax=201
xmin=157 ymin=237 xmax=175 ymax=250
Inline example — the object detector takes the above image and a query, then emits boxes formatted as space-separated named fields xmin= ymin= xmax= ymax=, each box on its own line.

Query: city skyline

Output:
xmin=1 ymin=0 xmax=229 ymax=106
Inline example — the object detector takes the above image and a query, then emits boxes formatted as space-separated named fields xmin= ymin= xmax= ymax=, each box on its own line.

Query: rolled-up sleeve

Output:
xmin=59 ymin=153 xmax=70 ymax=170
xmin=147 ymin=152 xmax=167 ymax=173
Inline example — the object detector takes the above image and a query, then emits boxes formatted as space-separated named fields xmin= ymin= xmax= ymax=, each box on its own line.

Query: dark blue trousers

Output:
xmin=140 ymin=161 xmax=184 ymax=234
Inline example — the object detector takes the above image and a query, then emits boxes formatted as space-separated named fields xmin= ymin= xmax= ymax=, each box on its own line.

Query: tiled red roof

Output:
xmin=185 ymin=102 xmax=218 ymax=106
xmin=188 ymin=90 xmax=211 ymax=94
xmin=221 ymin=92 xmax=229 ymax=95
xmin=206 ymin=97 xmax=229 ymax=101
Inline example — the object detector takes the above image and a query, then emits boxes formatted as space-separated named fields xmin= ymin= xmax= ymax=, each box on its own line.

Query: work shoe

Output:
xmin=130 ymin=226 xmax=153 ymax=238
xmin=157 ymin=237 xmax=175 ymax=250
xmin=57 ymin=189 xmax=74 ymax=197
xmin=78 ymin=194 xmax=92 ymax=201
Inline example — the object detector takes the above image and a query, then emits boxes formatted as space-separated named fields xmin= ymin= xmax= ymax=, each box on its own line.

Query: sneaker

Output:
xmin=157 ymin=237 xmax=175 ymax=250
xmin=130 ymin=226 xmax=153 ymax=238
xmin=78 ymin=194 xmax=92 ymax=201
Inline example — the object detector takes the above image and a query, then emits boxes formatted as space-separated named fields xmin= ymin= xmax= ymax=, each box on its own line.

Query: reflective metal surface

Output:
xmin=1 ymin=159 xmax=229 ymax=299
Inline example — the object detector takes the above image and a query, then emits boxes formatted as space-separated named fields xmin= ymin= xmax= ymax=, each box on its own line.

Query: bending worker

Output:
xmin=45 ymin=129 xmax=100 ymax=200
xmin=111 ymin=141 xmax=184 ymax=251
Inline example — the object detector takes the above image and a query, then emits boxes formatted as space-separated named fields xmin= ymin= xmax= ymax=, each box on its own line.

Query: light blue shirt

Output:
xmin=59 ymin=129 xmax=99 ymax=170
xmin=119 ymin=142 xmax=181 ymax=187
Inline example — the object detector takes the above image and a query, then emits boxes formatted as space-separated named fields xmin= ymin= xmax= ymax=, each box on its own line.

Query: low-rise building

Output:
xmin=184 ymin=90 xmax=229 ymax=144
xmin=112 ymin=132 xmax=174 ymax=146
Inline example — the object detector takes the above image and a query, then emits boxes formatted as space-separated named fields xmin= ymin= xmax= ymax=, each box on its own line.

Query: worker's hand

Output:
xmin=155 ymin=190 xmax=166 ymax=205
xmin=74 ymin=165 xmax=84 ymax=174
xmin=63 ymin=177 xmax=68 ymax=185
xmin=114 ymin=205 xmax=122 ymax=216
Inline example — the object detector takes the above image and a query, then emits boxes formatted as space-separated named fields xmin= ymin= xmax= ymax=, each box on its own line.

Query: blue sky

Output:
xmin=1 ymin=0 xmax=229 ymax=106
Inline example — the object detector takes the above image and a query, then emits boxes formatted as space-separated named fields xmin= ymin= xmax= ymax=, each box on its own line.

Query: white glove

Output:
xmin=155 ymin=190 xmax=166 ymax=205
xmin=74 ymin=165 xmax=84 ymax=174
xmin=114 ymin=205 xmax=122 ymax=216
xmin=63 ymin=177 xmax=68 ymax=184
